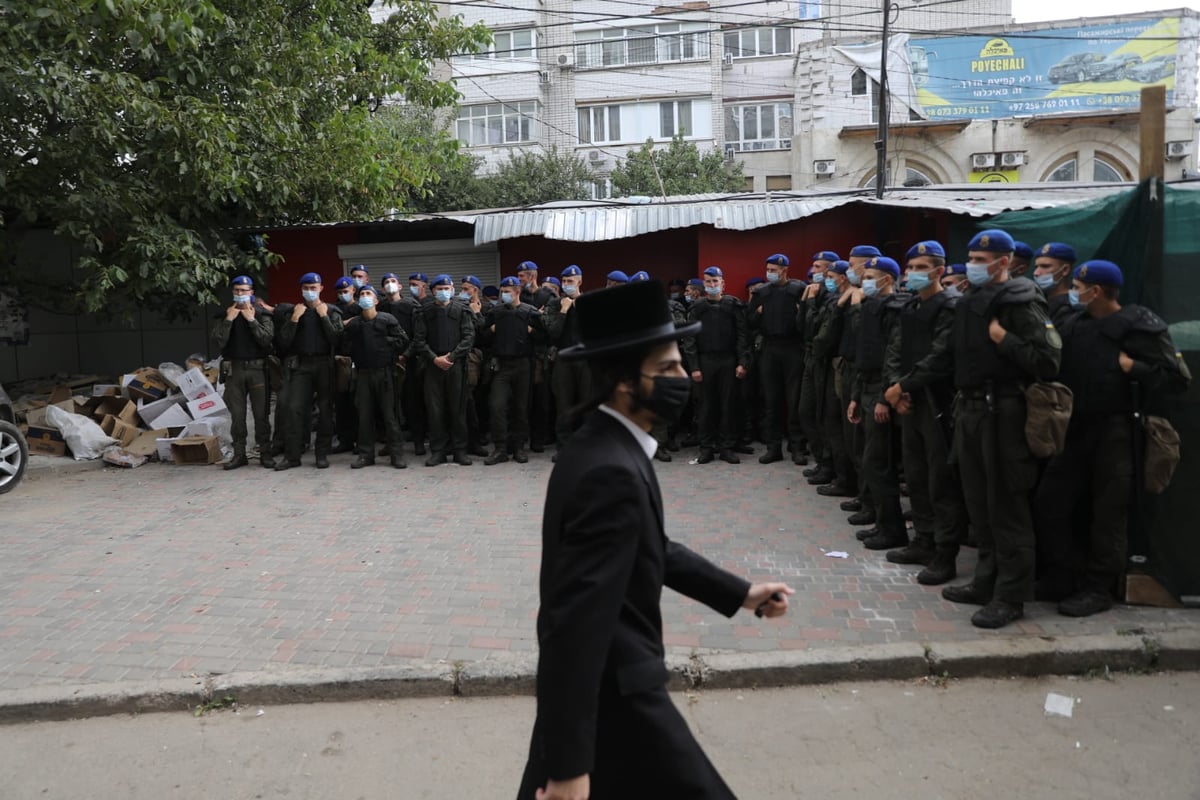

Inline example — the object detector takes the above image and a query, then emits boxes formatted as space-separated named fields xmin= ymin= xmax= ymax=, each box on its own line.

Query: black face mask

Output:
xmin=633 ymin=373 xmax=692 ymax=424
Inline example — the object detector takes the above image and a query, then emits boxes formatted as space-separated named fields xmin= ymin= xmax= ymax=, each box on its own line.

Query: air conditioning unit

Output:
xmin=813 ymin=159 xmax=836 ymax=176
xmin=556 ymin=52 xmax=574 ymax=69
xmin=723 ymin=143 xmax=736 ymax=158
xmin=1000 ymin=151 xmax=1025 ymax=167
xmin=587 ymin=149 xmax=603 ymax=162
xmin=538 ymin=70 xmax=551 ymax=85
xmin=721 ymin=52 xmax=734 ymax=69
xmin=971 ymin=152 xmax=996 ymax=170
xmin=1166 ymin=140 xmax=1194 ymax=160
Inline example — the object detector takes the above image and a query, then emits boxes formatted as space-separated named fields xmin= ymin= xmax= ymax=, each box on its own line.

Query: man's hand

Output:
xmin=849 ymin=288 xmax=864 ymax=306
xmin=433 ymin=354 xmax=453 ymax=371
xmin=1119 ymin=351 xmax=1134 ymax=373
xmin=847 ymin=400 xmax=861 ymax=424
xmin=470 ymin=299 xmax=482 ymax=314
xmin=315 ymin=301 xmax=328 ymax=318
xmin=256 ymin=300 xmax=275 ymax=314
xmin=742 ymin=582 xmax=795 ymax=619
xmin=988 ymin=318 xmax=1006 ymax=344
xmin=241 ymin=306 xmax=255 ymax=321
xmin=537 ymin=775 xmax=589 ymax=800
xmin=291 ymin=304 xmax=306 ymax=323
xmin=884 ymin=383 xmax=903 ymax=408
xmin=803 ymin=283 xmax=820 ymax=300
xmin=691 ymin=370 xmax=703 ymax=383
xmin=559 ymin=296 xmax=573 ymax=312
xmin=873 ymin=402 xmax=891 ymax=424
xmin=735 ymin=365 xmax=747 ymax=380
xmin=895 ymin=394 xmax=913 ymax=415
xmin=225 ymin=305 xmax=240 ymax=321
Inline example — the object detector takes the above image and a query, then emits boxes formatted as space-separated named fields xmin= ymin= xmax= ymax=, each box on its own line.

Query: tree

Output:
xmin=610 ymin=135 xmax=746 ymax=198
xmin=487 ymin=146 xmax=595 ymax=207
xmin=0 ymin=0 xmax=489 ymax=317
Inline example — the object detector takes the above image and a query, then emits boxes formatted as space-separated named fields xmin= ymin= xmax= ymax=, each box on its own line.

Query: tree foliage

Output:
xmin=0 ymin=0 xmax=489 ymax=317
xmin=610 ymin=135 xmax=746 ymax=198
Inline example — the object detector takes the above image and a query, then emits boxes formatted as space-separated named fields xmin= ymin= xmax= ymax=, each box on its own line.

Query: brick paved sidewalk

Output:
xmin=0 ymin=450 xmax=1193 ymax=692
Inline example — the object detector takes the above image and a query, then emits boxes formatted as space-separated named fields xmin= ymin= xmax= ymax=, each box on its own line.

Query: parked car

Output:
xmin=1128 ymin=55 xmax=1176 ymax=83
xmin=1048 ymin=52 xmax=1103 ymax=84
xmin=0 ymin=383 xmax=29 ymax=494
xmin=1087 ymin=52 xmax=1143 ymax=82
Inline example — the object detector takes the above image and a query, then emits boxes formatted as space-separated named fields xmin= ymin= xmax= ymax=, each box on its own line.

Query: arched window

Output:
xmin=1093 ymin=156 xmax=1125 ymax=182
xmin=1044 ymin=154 xmax=1128 ymax=182
xmin=851 ymin=68 xmax=867 ymax=96
xmin=864 ymin=167 xmax=936 ymax=188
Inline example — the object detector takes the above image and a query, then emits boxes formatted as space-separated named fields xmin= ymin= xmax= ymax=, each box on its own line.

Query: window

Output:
xmin=766 ymin=175 xmax=793 ymax=190
xmin=590 ymin=178 xmax=613 ymax=200
xmin=462 ymin=28 xmax=535 ymax=61
xmin=1093 ymin=156 xmax=1125 ymax=182
xmin=724 ymin=103 xmax=793 ymax=151
xmin=865 ymin=168 xmax=937 ymax=189
xmin=578 ymin=105 xmax=621 ymax=144
xmin=724 ymin=27 xmax=791 ymax=59
xmin=851 ymin=68 xmax=868 ymax=96
xmin=660 ymin=100 xmax=693 ymax=138
xmin=576 ymin=23 xmax=708 ymax=68
xmin=455 ymin=102 xmax=538 ymax=147
xmin=1046 ymin=159 xmax=1077 ymax=182
xmin=1044 ymin=155 xmax=1127 ymax=183
xmin=799 ymin=2 xmax=822 ymax=21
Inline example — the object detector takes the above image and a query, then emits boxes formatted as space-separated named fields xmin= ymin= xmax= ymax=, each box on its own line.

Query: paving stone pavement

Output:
xmin=1 ymin=448 xmax=1194 ymax=693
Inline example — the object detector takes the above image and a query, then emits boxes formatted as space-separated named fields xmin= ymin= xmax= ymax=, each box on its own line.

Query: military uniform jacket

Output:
xmin=525 ymin=409 xmax=750 ymax=784
xmin=543 ymin=295 xmax=582 ymax=350
xmin=809 ymin=292 xmax=844 ymax=362
xmin=278 ymin=304 xmax=344 ymax=357
xmin=884 ymin=287 xmax=960 ymax=401
xmin=344 ymin=311 xmax=407 ymax=369
xmin=380 ymin=298 xmax=420 ymax=361
xmin=747 ymin=279 xmax=805 ymax=342
xmin=681 ymin=295 xmax=751 ymax=368
xmin=852 ymin=292 xmax=908 ymax=405
xmin=213 ymin=311 xmax=274 ymax=360
xmin=953 ymin=278 xmax=1061 ymax=390
xmin=484 ymin=302 xmax=543 ymax=357
xmin=413 ymin=300 xmax=474 ymax=364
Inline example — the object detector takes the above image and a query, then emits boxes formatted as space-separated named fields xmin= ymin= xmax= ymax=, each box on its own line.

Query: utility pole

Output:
xmin=874 ymin=0 xmax=891 ymax=199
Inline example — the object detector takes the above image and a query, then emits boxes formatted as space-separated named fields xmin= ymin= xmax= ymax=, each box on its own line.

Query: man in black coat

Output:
xmin=517 ymin=279 xmax=793 ymax=800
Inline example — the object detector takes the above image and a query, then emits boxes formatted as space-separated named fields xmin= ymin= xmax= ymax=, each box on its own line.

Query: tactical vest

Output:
xmin=899 ymin=291 xmax=957 ymax=374
xmin=223 ymin=315 xmax=271 ymax=360
xmin=350 ymin=313 xmax=400 ymax=369
xmin=383 ymin=299 xmax=418 ymax=338
xmin=953 ymin=281 xmax=1037 ymax=389
xmin=558 ymin=302 xmax=583 ymax=348
xmin=426 ymin=303 xmax=463 ymax=355
xmin=802 ymin=289 xmax=826 ymax=341
xmin=855 ymin=294 xmax=906 ymax=373
xmin=694 ymin=298 xmax=738 ymax=355
xmin=291 ymin=307 xmax=335 ymax=357
xmin=492 ymin=305 xmax=535 ymax=357
xmin=758 ymin=280 xmax=804 ymax=340
xmin=1057 ymin=304 xmax=1167 ymax=417
xmin=837 ymin=303 xmax=859 ymax=361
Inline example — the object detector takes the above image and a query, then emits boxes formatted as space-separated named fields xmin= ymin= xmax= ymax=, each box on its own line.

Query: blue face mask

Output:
xmin=435 ymin=289 xmax=453 ymax=303
xmin=301 ymin=289 xmax=319 ymax=303
xmin=563 ymin=284 xmax=578 ymax=296
xmin=1034 ymin=273 xmax=1057 ymax=291
xmin=501 ymin=291 xmax=514 ymax=305
xmin=861 ymin=278 xmax=879 ymax=297
xmin=966 ymin=261 xmax=993 ymax=287
xmin=765 ymin=272 xmax=780 ymax=284
xmin=704 ymin=285 xmax=721 ymax=297
xmin=811 ymin=272 xmax=824 ymax=284
xmin=824 ymin=277 xmax=838 ymax=293
xmin=338 ymin=291 xmax=353 ymax=304
xmin=409 ymin=285 xmax=420 ymax=298
xmin=358 ymin=295 xmax=375 ymax=309
xmin=458 ymin=291 xmax=471 ymax=302
xmin=1068 ymin=289 xmax=1082 ymax=307
xmin=233 ymin=294 xmax=251 ymax=305
xmin=353 ymin=277 xmax=365 ymax=289
xmin=906 ymin=272 xmax=931 ymax=292
xmin=847 ymin=270 xmax=862 ymax=287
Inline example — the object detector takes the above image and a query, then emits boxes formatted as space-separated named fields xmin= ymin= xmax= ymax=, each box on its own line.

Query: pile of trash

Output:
xmin=14 ymin=358 xmax=235 ymax=468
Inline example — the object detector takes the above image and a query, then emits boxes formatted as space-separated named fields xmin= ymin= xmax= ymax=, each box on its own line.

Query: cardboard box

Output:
xmin=126 ymin=428 xmax=171 ymax=458
xmin=100 ymin=414 xmax=139 ymax=448
xmin=26 ymin=426 xmax=69 ymax=457
xmin=25 ymin=400 xmax=76 ymax=429
xmin=91 ymin=384 xmax=122 ymax=398
xmin=174 ymin=367 xmax=215 ymax=400
xmin=136 ymin=394 xmax=185 ymax=427
xmin=170 ymin=435 xmax=221 ymax=465
xmin=92 ymin=396 xmax=138 ymax=426
xmin=186 ymin=394 xmax=228 ymax=420
xmin=151 ymin=404 xmax=193 ymax=429
xmin=127 ymin=368 xmax=169 ymax=402
xmin=48 ymin=385 xmax=73 ymax=404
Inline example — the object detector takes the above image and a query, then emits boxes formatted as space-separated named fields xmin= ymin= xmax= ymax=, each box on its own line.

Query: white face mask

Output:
xmin=383 ymin=281 xmax=399 ymax=295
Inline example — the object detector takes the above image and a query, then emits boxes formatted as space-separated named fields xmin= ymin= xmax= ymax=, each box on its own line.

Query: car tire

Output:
xmin=0 ymin=420 xmax=29 ymax=495
xmin=1077 ymin=70 xmax=1087 ymax=83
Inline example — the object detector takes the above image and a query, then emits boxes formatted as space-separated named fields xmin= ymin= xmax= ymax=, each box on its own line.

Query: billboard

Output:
xmin=909 ymin=17 xmax=1180 ymax=120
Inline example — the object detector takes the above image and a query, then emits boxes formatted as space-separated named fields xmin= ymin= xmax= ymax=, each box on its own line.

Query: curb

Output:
xmin=1 ymin=630 xmax=1196 ymax=725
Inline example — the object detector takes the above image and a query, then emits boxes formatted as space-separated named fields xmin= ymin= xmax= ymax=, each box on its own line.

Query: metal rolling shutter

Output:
xmin=337 ymin=240 xmax=501 ymax=288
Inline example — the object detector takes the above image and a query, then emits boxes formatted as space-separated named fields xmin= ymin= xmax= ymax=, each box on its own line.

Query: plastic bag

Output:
xmin=46 ymin=405 xmax=119 ymax=460
xmin=157 ymin=362 xmax=185 ymax=388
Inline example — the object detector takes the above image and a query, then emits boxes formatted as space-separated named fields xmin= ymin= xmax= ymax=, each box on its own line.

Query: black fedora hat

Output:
xmin=558 ymin=279 xmax=701 ymax=361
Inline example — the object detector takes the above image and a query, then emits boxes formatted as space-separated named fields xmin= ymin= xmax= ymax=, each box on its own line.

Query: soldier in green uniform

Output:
xmin=1031 ymin=242 xmax=1077 ymax=325
xmin=811 ymin=261 xmax=858 ymax=497
xmin=343 ymin=285 xmax=407 ymax=469
xmin=1033 ymin=260 xmax=1191 ymax=616
xmin=884 ymin=242 xmax=967 ymax=584
xmin=798 ymin=251 xmax=839 ymax=483
xmin=941 ymin=230 xmax=1061 ymax=629
xmin=415 ymin=275 xmax=475 ymax=466
xmin=214 ymin=275 xmax=275 ymax=470
xmin=331 ymin=276 xmax=358 ymax=456
xmin=748 ymin=254 xmax=807 ymax=465
xmin=545 ymin=265 xmax=590 ymax=452
xmin=846 ymin=257 xmax=909 ymax=550
xmin=483 ymin=276 xmax=543 ymax=465
xmin=275 ymin=272 xmax=344 ymax=471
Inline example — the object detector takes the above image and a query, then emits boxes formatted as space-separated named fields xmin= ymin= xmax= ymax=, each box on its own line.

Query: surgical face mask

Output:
xmin=409 ymin=285 xmax=421 ymax=298
xmin=458 ymin=291 xmax=471 ymax=302
xmin=301 ymin=289 xmax=319 ymax=303
xmin=847 ymin=270 xmax=862 ymax=287
xmin=1034 ymin=273 xmax=1057 ymax=291
xmin=233 ymin=294 xmax=251 ymax=305
xmin=563 ymin=284 xmax=578 ymax=297
xmin=1067 ymin=289 xmax=1082 ymax=307
xmin=811 ymin=272 xmax=824 ymax=284
xmin=669 ymin=292 xmax=681 ymax=301
xmin=358 ymin=295 xmax=375 ymax=310
xmin=435 ymin=289 xmax=453 ymax=303
xmin=352 ymin=277 xmax=366 ymax=289
xmin=501 ymin=291 xmax=514 ymax=305
xmin=338 ymin=291 xmax=353 ymax=304
xmin=765 ymin=271 xmax=780 ymax=284
xmin=861 ymin=278 xmax=879 ymax=297
xmin=635 ymin=374 xmax=692 ymax=425
xmin=704 ymin=285 xmax=721 ymax=297
xmin=824 ymin=277 xmax=838 ymax=293
xmin=966 ymin=260 xmax=995 ymax=287
xmin=906 ymin=272 xmax=931 ymax=293
xmin=383 ymin=281 xmax=399 ymax=295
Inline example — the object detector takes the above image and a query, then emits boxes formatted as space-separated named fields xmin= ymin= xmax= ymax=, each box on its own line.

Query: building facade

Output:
xmin=428 ymin=1 xmax=1198 ymax=196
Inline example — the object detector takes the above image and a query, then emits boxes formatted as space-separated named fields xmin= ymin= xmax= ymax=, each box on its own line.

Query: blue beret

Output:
xmin=546 ymin=276 xmax=561 ymax=286
xmin=230 ymin=275 xmax=253 ymax=288
xmin=630 ymin=271 xmax=650 ymax=282
xmin=850 ymin=245 xmax=881 ymax=258
xmin=945 ymin=263 xmax=967 ymax=276
xmin=462 ymin=275 xmax=482 ymax=289
xmin=430 ymin=274 xmax=453 ymax=288
xmin=483 ymin=285 xmax=499 ymax=297
xmin=746 ymin=276 xmax=766 ymax=288
xmin=703 ymin=266 xmax=724 ymax=278
xmin=905 ymin=240 xmax=946 ymax=261
xmin=382 ymin=272 xmax=399 ymax=283
xmin=409 ymin=272 xmax=429 ymax=283
xmin=1037 ymin=242 xmax=1077 ymax=262
xmin=517 ymin=260 xmax=538 ymax=272
xmin=968 ymin=229 xmax=1015 ymax=253
xmin=867 ymin=256 xmax=901 ymax=279
xmin=687 ymin=278 xmax=704 ymax=288
xmin=606 ymin=270 xmax=629 ymax=283
xmin=499 ymin=276 xmax=521 ymax=288
xmin=830 ymin=260 xmax=850 ymax=274
xmin=299 ymin=272 xmax=322 ymax=285
xmin=333 ymin=276 xmax=353 ymax=290
xmin=1013 ymin=242 xmax=1034 ymax=259
xmin=350 ymin=264 xmax=369 ymax=274
xmin=812 ymin=251 xmax=840 ymax=263
xmin=355 ymin=284 xmax=377 ymax=298
xmin=1075 ymin=260 xmax=1123 ymax=288
xmin=561 ymin=264 xmax=582 ymax=278
xmin=765 ymin=253 xmax=789 ymax=266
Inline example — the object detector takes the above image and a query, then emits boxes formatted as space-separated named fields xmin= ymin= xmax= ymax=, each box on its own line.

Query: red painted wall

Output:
xmin=263 ymin=227 xmax=360 ymax=303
